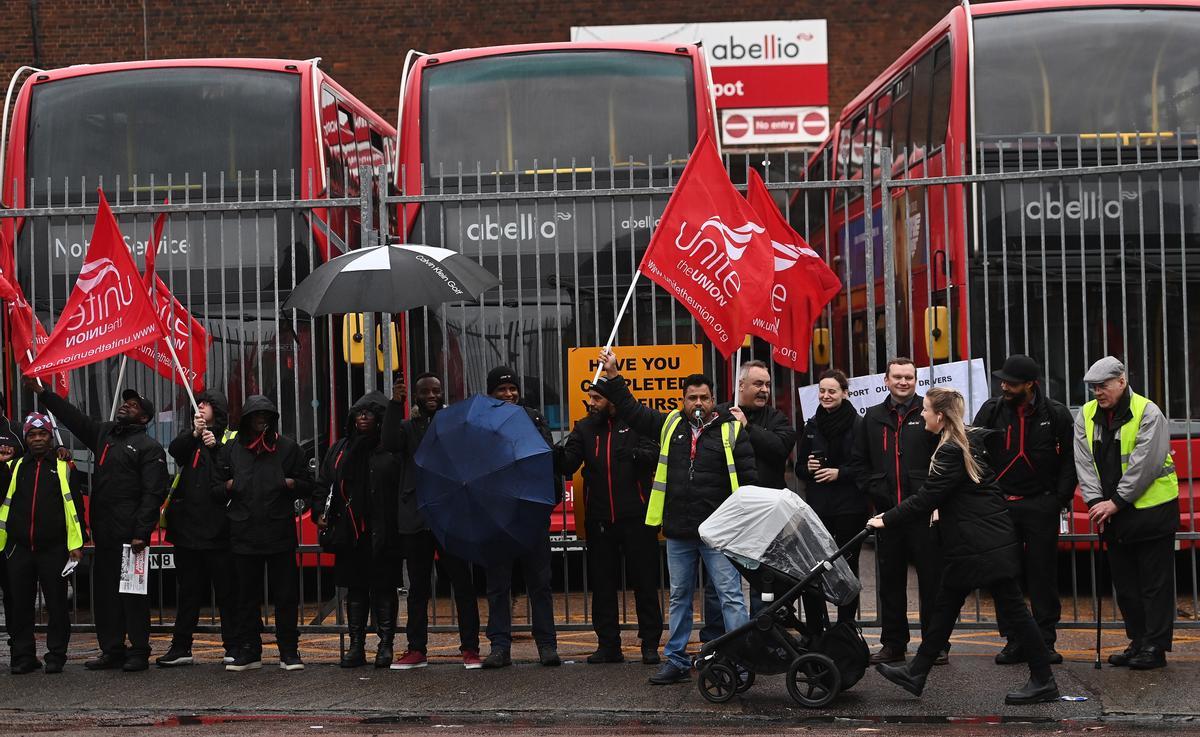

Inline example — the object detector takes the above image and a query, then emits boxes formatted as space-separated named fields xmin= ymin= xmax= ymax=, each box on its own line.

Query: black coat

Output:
xmin=380 ymin=397 xmax=433 ymax=536
xmin=716 ymin=401 xmax=796 ymax=489
xmin=557 ymin=411 xmax=658 ymax=525
xmin=39 ymin=389 xmax=170 ymax=547
xmin=601 ymin=375 xmax=758 ymax=539
xmin=973 ymin=385 xmax=1077 ymax=507
xmin=314 ymin=392 xmax=404 ymax=553
xmin=882 ymin=434 xmax=1021 ymax=589
xmin=0 ymin=451 xmax=87 ymax=551
xmin=165 ymin=390 xmax=233 ymax=550
xmin=213 ymin=394 xmax=315 ymax=555
xmin=797 ymin=413 xmax=868 ymax=519
xmin=848 ymin=395 xmax=937 ymax=513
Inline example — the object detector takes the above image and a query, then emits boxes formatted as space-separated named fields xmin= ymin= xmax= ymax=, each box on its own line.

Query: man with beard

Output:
xmin=30 ymin=377 xmax=170 ymax=672
xmin=157 ymin=391 xmax=239 ymax=667
xmin=314 ymin=392 xmax=401 ymax=669
xmin=214 ymin=395 xmax=314 ymax=672
xmin=0 ymin=413 xmax=86 ymax=674
xmin=558 ymin=382 xmax=662 ymax=665
xmin=383 ymin=374 xmax=482 ymax=670
xmin=974 ymin=355 xmax=1075 ymax=665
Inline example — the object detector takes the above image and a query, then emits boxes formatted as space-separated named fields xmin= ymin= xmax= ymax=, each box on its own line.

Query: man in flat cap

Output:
xmin=1074 ymin=357 xmax=1179 ymax=670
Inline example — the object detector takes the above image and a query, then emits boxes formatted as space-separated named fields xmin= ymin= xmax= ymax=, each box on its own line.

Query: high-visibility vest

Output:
xmin=0 ymin=457 xmax=84 ymax=551
xmin=645 ymin=411 xmax=741 ymax=527
xmin=161 ymin=429 xmax=238 ymax=529
xmin=1082 ymin=391 xmax=1178 ymax=509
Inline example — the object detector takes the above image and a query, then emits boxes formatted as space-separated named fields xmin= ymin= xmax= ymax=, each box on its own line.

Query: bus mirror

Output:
xmin=811 ymin=328 xmax=831 ymax=366
xmin=342 ymin=313 xmax=367 ymax=366
xmin=924 ymin=307 xmax=950 ymax=361
xmin=376 ymin=324 xmax=400 ymax=371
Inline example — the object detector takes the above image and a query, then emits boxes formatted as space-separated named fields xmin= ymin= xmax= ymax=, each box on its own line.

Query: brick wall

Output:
xmin=0 ymin=0 xmax=978 ymax=136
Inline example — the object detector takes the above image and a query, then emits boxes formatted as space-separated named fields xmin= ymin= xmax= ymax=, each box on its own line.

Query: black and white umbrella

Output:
xmin=282 ymin=244 xmax=499 ymax=316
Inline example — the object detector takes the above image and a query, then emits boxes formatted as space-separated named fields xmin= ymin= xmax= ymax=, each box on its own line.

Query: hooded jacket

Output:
xmin=882 ymin=432 xmax=1021 ymax=589
xmin=715 ymin=401 xmax=796 ymax=489
xmin=38 ymin=388 xmax=170 ymax=547
xmin=557 ymin=410 xmax=658 ymax=525
xmin=600 ymin=375 xmax=758 ymax=539
xmin=0 ymin=449 xmax=87 ymax=551
xmin=847 ymin=394 xmax=938 ymax=513
xmin=973 ymin=383 xmax=1076 ymax=506
xmin=314 ymin=392 xmax=404 ymax=552
xmin=213 ymin=394 xmax=314 ymax=555
xmin=165 ymin=390 xmax=234 ymax=550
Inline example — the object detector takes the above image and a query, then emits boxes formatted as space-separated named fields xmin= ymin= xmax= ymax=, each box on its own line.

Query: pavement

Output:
xmin=2 ymin=625 xmax=1199 ymax=726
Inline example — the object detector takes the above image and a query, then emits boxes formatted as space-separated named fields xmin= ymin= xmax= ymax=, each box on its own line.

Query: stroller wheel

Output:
xmin=786 ymin=652 xmax=841 ymax=708
xmin=735 ymin=666 xmax=755 ymax=693
xmin=697 ymin=663 xmax=739 ymax=704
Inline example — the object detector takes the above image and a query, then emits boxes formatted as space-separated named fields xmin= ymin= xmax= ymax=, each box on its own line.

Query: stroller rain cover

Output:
xmin=699 ymin=486 xmax=862 ymax=606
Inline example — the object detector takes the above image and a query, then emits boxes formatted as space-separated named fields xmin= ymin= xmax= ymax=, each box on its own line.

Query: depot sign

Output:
xmin=572 ymin=20 xmax=829 ymax=146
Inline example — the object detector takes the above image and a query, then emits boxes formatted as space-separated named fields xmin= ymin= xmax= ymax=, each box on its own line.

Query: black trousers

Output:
xmin=996 ymin=494 xmax=1062 ymax=646
xmin=913 ymin=576 xmax=1053 ymax=682
xmin=171 ymin=546 xmax=237 ymax=653
xmin=1 ymin=554 xmax=12 ymax=649
xmin=232 ymin=551 xmax=299 ymax=656
xmin=93 ymin=545 xmax=151 ymax=660
xmin=586 ymin=518 xmax=663 ymax=650
xmin=802 ymin=513 xmax=869 ymax=627
xmin=397 ymin=531 xmax=480 ymax=653
xmin=876 ymin=517 xmax=943 ymax=650
xmin=1107 ymin=534 xmax=1175 ymax=651
xmin=6 ymin=545 xmax=71 ymax=666
xmin=486 ymin=534 xmax=556 ymax=650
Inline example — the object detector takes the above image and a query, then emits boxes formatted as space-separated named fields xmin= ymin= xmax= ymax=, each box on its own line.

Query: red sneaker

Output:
xmin=461 ymin=649 xmax=483 ymax=670
xmin=389 ymin=650 xmax=428 ymax=670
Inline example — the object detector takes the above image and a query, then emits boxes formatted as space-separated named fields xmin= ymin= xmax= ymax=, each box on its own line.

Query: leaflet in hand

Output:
xmin=119 ymin=544 xmax=149 ymax=595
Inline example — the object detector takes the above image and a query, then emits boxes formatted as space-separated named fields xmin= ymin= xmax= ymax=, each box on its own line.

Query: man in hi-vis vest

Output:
xmin=597 ymin=349 xmax=757 ymax=686
xmin=0 ymin=413 xmax=86 ymax=674
xmin=1075 ymin=356 xmax=1179 ymax=671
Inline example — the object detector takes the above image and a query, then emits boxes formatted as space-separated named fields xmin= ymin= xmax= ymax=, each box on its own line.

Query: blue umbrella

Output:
xmin=414 ymin=394 xmax=556 ymax=565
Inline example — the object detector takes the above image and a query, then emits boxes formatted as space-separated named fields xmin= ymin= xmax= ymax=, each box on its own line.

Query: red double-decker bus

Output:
xmin=808 ymin=0 xmax=1199 ymax=543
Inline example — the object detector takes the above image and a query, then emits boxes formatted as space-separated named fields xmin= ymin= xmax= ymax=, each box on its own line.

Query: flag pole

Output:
xmin=109 ymin=355 xmax=128 ymax=421
xmin=160 ymin=337 xmax=200 ymax=414
xmin=592 ymin=270 xmax=641 ymax=384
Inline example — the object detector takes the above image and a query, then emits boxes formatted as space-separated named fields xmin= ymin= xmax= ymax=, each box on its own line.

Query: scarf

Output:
xmin=246 ymin=430 xmax=278 ymax=455
xmin=813 ymin=400 xmax=856 ymax=445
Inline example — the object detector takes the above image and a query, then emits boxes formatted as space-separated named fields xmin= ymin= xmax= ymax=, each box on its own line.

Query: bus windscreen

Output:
xmin=420 ymin=50 xmax=696 ymax=180
xmin=973 ymin=8 xmax=1200 ymax=142
xmin=26 ymin=68 xmax=300 ymax=202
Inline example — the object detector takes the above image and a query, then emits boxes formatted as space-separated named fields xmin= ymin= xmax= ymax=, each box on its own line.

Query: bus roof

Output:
xmin=414 ymin=41 xmax=702 ymax=66
xmin=836 ymin=0 xmax=1197 ymax=126
xmin=25 ymin=58 xmax=314 ymax=83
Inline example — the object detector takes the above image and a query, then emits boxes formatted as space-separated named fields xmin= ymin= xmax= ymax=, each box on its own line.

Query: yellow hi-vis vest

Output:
xmin=161 ymin=429 xmax=238 ymax=529
xmin=0 ymin=457 xmax=84 ymax=551
xmin=1082 ymin=391 xmax=1179 ymax=509
xmin=645 ymin=411 xmax=742 ymax=527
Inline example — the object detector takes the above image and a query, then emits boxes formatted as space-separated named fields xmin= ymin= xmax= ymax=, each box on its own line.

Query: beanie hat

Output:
xmin=23 ymin=412 xmax=56 ymax=436
xmin=486 ymin=366 xmax=519 ymax=395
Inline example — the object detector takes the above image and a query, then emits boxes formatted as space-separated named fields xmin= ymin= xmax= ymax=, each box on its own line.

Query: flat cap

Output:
xmin=1082 ymin=356 xmax=1126 ymax=384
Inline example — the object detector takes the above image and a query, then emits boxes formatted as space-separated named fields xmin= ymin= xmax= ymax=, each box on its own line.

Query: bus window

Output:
xmin=337 ymin=106 xmax=359 ymax=196
xmin=890 ymin=74 xmax=912 ymax=169
xmin=847 ymin=112 xmax=868 ymax=180
xmin=321 ymin=89 xmax=345 ymax=196
xmin=929 ymin=40 xmax=952 ymax=151
xmin=907 ymin=51 xmax=934 ymax=162
xmin=836 ymin=124 xmax=852 ymax=179
xmin=872 ymin=90 xmax=893 ymax=173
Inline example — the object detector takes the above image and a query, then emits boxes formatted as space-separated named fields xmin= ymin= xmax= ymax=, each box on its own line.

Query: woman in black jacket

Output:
xmin=869 ymin=388 xmax=1060 ymax=705
xmin=797 ymin=369 xmax=867 ymax=625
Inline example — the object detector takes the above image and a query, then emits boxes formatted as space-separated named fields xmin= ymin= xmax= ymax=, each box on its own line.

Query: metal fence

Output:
xmin=1 ymin=142 xmax=1197 ymax=641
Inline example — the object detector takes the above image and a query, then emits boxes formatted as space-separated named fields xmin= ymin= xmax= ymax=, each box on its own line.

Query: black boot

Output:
xmin=875 ymin=662 xmax=928 ymax=696
xmin=1005 ymin=675 xmax=1060 ymax=705
xmin=374 ymin=593 xmax=397 ymax=669
xmin=340 ymin=591 xmax=368 ymax=668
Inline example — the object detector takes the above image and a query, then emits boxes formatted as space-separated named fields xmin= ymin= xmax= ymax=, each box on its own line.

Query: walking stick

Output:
xmin=1092 ymin=524 xmax=1104 ymax=670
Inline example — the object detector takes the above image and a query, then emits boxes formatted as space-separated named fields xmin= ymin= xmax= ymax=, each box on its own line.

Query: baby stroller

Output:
xmin=696 ymin=486 xmax=871 ymax=707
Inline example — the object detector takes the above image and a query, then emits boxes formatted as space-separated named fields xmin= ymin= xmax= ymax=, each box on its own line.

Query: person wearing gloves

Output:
xmin=0 ymin=413 xmax=86 ymax=674
xmin=313 ymin=391 xmax=402 ymax=669
xmin=871 ymin=388 xmax=1060 ymax=705
xmin=214 ymin=394 xmax=314 ymax=672
xmin=29 ymin=377 xmax=169 ymax=673
xmin=157 ymin=391 xmax=239 ymax=667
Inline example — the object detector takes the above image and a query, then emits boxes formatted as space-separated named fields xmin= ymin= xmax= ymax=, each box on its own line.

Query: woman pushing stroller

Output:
xmin=868 ymin=388 xmax=1060 ymax=705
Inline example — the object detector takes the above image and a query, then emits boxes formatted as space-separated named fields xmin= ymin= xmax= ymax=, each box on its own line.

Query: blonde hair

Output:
xmin=926 ymin=387 xmax=982 ymax=483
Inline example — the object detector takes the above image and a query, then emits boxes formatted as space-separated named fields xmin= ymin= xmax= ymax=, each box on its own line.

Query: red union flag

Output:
xmin=745 ymin=169 xmax=841 ymax=371
xmin=25 ymin=191 xmax=163 ymax=377
xmin=128 ymin=209 xmax=210 ymax=391
xmin=0 ymin=271 xmax=70 ymax=396
xmin=638 ymin=131 xmax=773 ymax=357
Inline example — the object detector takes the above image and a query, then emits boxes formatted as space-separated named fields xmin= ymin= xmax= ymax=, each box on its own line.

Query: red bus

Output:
xmin=0 ymin=58 xmax=397 ymax=557
xmin=809 ymin=0 xmax=1199 ymax=542
xmin=394 ymin=42 xmax=720 ymax=536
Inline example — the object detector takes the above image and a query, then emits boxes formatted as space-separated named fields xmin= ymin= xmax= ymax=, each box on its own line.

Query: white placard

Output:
xmin=119 ymin=544 xmax=149 ymax=595
xmin=798 ymin=359 xmax=991 ymax=422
